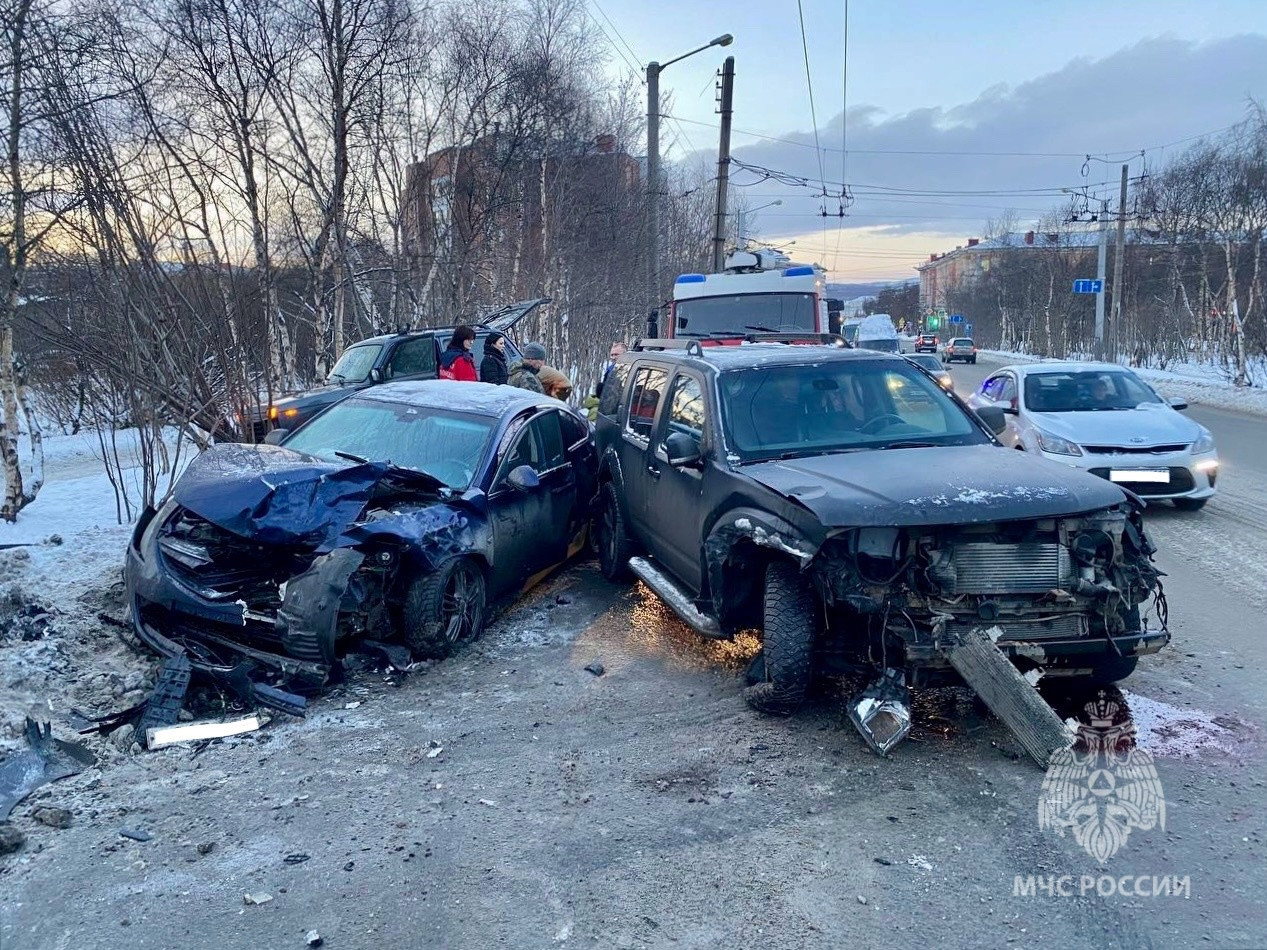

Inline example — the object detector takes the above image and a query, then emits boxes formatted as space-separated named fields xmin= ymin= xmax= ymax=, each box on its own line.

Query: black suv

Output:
xmin=592 ymin=338 xmax=1167 ymax=734
xmin=260 ymin=298 xmax=546 ymax=437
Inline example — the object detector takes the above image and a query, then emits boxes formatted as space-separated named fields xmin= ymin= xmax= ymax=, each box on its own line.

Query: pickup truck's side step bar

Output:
xmin=628 ymin=556 xmax=725 ymax=639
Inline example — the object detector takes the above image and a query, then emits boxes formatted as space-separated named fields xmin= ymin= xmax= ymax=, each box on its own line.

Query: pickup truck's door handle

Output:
xmin=646 ymin=464 xmax=661 ymax=480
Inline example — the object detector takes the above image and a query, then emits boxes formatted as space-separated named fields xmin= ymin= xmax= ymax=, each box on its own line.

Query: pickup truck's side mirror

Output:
xmin=264 ymin=428 xmax=290 ymax=445
xmin=999 ymin=399 xmax=1018 ymax=415
xmin=370 ymin=368 xmax=382 ymax=383
xmin=507 ymin=464 xmax=540 ymax=492
xmin=665 ymin=431 xmax=702 ymax=467
xmin=974 ymin=405 xmax=1008 ymax=435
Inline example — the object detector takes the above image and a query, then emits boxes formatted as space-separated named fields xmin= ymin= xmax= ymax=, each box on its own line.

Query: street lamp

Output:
xmin=646 ymin=33 xmax=733 ymax=317
xmin=736 ymin=199 xmax=782 ymax=247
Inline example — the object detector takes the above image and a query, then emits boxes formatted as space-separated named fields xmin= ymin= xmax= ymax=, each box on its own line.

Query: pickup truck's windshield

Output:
xmin=327 ymin=344 xmax=381 ymax=384
xmin=720 ymin=360 xmax=988 ymax=461
xmin=674 ymin=293 xmax=816 ymax=337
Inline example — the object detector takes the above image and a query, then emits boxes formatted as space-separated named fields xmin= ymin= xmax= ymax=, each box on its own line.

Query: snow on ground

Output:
xmin=977 ymin=349 xmax=1267 ymax=417
xmin=0 ymin=428 xmax=190 ymax=757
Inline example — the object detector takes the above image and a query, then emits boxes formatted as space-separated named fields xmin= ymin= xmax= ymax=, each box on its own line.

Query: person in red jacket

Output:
xmin=439 ymin=326 xmax=478 ymax=381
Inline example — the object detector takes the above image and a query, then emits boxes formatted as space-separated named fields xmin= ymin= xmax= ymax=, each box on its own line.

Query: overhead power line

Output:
xmin=795 ymin=0 xmax=830 ymax=198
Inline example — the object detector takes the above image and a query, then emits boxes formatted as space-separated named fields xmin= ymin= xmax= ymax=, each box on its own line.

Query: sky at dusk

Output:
xmin=589 ymin=0 xmax=1267 ymax=280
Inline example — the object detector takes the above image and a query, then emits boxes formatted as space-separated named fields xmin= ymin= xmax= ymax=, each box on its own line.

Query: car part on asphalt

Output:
xmin=847 ymin=668 xmax=913 ymax=755
xmin=947 ymin=626 xmax=1074 ymax=768
xmin=133 ymin=654 xmax=192 ymax=748
xmin=146 ymin=716 xmax=263 ymax=749
xmin=0 ymin=719 xmax=96 ymax=820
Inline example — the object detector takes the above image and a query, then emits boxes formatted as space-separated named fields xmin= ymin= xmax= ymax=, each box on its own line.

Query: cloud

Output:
xmin=727 ymin=34 xmax=1267 ymax=247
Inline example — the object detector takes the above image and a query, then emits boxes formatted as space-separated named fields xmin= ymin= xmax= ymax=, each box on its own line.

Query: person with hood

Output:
xmin=508 ymin=342 xmax=547 ymax=393
xmin=439 ymin=326 xmax=478 ymax=381
xmin=537 ymin=365 xmax=573 ymax=402
xmin=480 ymin=331 xmax=510 ymax=385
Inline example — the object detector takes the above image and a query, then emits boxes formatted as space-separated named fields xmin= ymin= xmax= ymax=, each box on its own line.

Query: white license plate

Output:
xmin=1109 ymin=469 xmax=1169 ymax=483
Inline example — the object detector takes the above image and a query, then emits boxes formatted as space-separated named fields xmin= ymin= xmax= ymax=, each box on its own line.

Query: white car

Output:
xmin=967 ymin=362 xmax=1218 ymax=510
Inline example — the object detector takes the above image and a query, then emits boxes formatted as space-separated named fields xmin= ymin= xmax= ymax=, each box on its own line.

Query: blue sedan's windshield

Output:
xmin=284 ymin=398 xmax=495 ymax=489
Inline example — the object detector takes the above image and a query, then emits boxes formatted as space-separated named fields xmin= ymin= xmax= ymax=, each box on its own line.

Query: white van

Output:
xmin=856 ymin=313 xmax=900 ymax=353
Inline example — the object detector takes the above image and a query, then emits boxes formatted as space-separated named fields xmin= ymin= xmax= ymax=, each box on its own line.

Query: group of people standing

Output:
xmin=437 ymin=326 xmax=573 ymax=401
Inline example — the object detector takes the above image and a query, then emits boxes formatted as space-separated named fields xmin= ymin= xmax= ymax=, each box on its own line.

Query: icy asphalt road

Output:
xmin=2 ymin=382 xmax=1265 ymax=948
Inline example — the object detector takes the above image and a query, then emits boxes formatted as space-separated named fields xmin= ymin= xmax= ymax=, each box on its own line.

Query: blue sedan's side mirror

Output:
xmin=1168 ymin=396 xmax=1188 ymax=411
xmin=507 ymin=465 xmax=540 ymax=492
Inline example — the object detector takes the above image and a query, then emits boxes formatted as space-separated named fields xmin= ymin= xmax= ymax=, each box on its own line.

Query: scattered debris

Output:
xmin=343 ymin=701 xmax=361 ymax=710
xmin=284 ymin=853 xmax=311 ymax=865
xmin=32 ymin=805 xmax=72 ymax=829
xmin=584 ymin=662 xmax=605 ymax=677
xmin=947 ymin=626 xmax=1073 ymax=768
xmin=243 ymin=892 xmax=274 ymax=906
xmin=361 ymin=639 xmax=414 ymax=672
xmin=119 ymin=828 xmax=152 ymax=842
xmin=426 ymin=744 xmax=443 ymax=759
xmin=135 ymin=655 xmax=192 ymax=748
xmin=908 ymin=854 xmax=934 ymax=871
xmin=197 ymin=841 xmax=215 ymax=855
xmin=0 ymin=824 xmax=26 ymax=855
xmin=305 ymin=930 xmax=324 ymax=947
xmin=873 ymin=857 xmax=892 ymax=866
xmin=857 ymin=895 xmax=868 ymax=905
xmin=478 ymin=798 xmax=498 ymax=807
xmin=847 ymin=669 xmax=912 ymax=756
xmin=0 ymin=718 xmax=96 ymax=820
xmin=146 ymin=715 xmax=262 ymax=749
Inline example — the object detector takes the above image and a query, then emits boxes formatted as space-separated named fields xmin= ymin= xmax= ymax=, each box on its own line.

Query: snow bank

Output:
xmin=977 ymin=349 xmax=1267 ymax=418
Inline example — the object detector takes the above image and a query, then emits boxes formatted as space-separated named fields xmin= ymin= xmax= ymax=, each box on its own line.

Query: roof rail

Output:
xmin=631 ymin=337 xmax=705 ymax=356
xmin=743 ymin=332 xmax=849 ymax=347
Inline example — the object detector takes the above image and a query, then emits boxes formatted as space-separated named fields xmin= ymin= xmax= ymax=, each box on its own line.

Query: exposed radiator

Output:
xmin=948 ymin=613 xmax=1088 ymax=642
xmin=939 ymin=542 xmax=1074 ymax=594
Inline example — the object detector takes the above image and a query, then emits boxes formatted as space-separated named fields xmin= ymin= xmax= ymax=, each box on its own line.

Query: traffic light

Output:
xmin=928 ymin=315 xmax=940 ymax=330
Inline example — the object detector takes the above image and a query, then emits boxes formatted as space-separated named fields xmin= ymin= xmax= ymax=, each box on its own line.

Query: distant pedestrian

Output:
xmin=439 ymin=326 xmax=478 ymax=381
xmin=596 ymin=341 xmax=627 ymax=397
xmin=480 ymin=331 xmax=510 ymax=385
xmin=508 ymin=342 xmax=547 ymax=394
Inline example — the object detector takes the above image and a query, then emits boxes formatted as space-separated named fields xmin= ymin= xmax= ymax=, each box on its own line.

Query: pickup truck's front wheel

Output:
xmin=596 ymin=482 xmax=633 ymax=581
xmin=744 ymin=560 xmax=817 ymax=716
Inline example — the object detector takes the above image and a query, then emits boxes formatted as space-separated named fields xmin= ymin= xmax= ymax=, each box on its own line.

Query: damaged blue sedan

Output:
xmin=125 ymin=382 xmax=596 ymax=687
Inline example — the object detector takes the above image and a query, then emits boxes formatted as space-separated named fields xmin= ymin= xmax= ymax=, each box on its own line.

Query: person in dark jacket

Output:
xmin=508 ymin=342 xmax=547 ymax=393
xmin=439 ymin=326 xmax=478 ymax=381
xmin=480 ymin=331 xmax=510 ymax=385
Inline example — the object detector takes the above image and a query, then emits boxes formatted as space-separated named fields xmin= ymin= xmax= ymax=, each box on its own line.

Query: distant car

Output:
xmin=255 ymin=298 xmax=548 ymax=438
xmin=967 ymin=361 xmax=1218 ymax=510
xmin=943 ymin=337 xmax=977 ymax=364
xmin=904 ymin=353 xmax=954 ymax=389
xmin=913 ymin=334 xmax=940 ymax=353
xmin=126 ymin=381 xmax=597 ymax=688
xmin=856 ymin=313 xmax=900 ymax=353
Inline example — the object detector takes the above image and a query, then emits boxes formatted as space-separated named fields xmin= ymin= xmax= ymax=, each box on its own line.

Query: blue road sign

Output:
xmin=949 ymin=313 xmax=963 ymax=324
xmin=964 ymin=323 xmax=973 ymax=336
xmin=1073 ymin=279 xmax=1104 ymax=294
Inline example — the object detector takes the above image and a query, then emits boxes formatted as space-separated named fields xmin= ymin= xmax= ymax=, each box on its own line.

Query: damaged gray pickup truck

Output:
xmin=593 ymin=338 xmax=1168 ymax=760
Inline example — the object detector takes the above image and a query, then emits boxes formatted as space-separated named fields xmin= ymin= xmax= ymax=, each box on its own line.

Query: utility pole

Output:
xmin=646 ymin=61 xmax=661 ymax=319
xmin=710 ymin=56 xmax=735 ymax=273
xmin=1094 ymin=197 xmax=1108 ymax=359
xmin=1107 ymin=163 xmax=1128 ymax=362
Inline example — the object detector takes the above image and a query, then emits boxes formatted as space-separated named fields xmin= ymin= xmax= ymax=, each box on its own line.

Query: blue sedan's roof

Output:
xmin=356 ymin=380 xmax=561 ymax=417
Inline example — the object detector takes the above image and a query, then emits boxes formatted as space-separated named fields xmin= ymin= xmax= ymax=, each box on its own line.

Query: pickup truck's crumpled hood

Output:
xmin=172 ymin=443 xmax=425 ymax=550
xmin=742 ymin=444 xmax=1130 ymax=526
